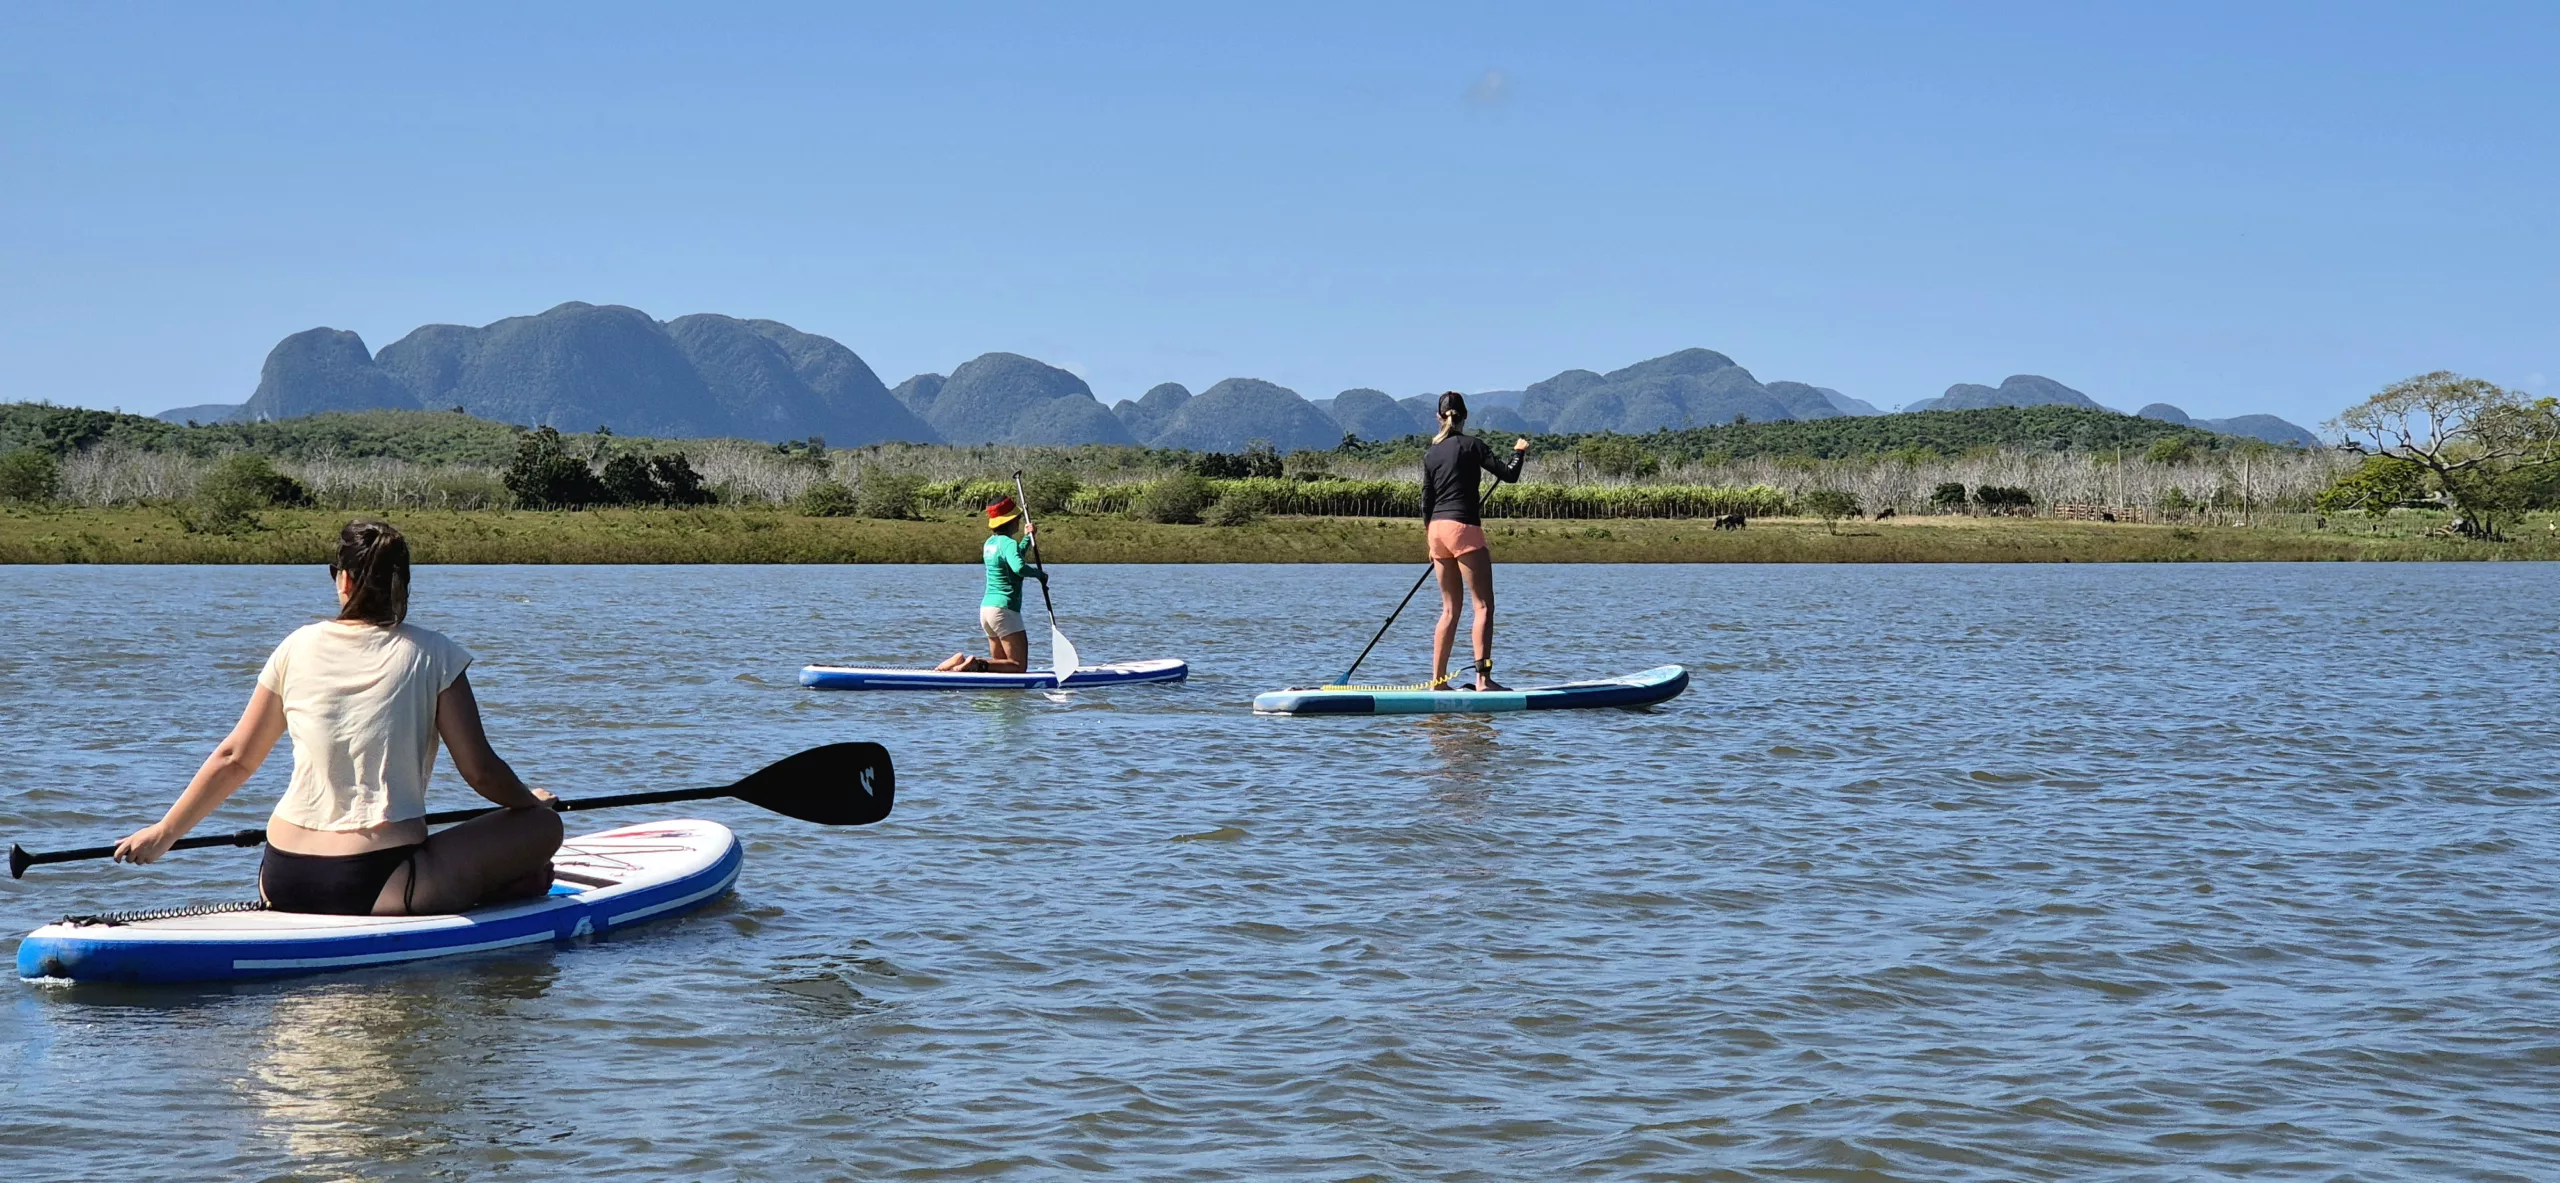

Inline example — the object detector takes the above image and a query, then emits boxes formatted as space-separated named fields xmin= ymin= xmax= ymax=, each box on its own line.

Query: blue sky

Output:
xmin=2 ymin=1 xmax=2552 ymax=428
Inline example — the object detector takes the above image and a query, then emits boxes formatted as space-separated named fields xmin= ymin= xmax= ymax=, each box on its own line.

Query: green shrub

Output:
xmin=1802 ymin=487 xmax=1860 ymax=533
xmin=185 ymin=454 xmax=309 ymax=532
xmin=503 ymin=426 xmax=607 ymax=508
xmin=798 ymin=479 xmax=860 ymax=517
xmin=1021 ymin=467 xmax=1081 ymax=515
xmin=1203 ymin=494 xmax=1265 ymax=527
xmin=1139 ymin=473 xmax=1216 ymax=523
xmin=1975 ymin=485 xmax=2035 ymax=514
xmin=0 ymin=447 xmax=60 ymax=503
xmin=856 ymin=470 xmax=924 ymax=520
xmin=1929 ymin=482 xmax=1968 ymax=512
xmin=1186 ymin=448 xmax=1283 ymax=479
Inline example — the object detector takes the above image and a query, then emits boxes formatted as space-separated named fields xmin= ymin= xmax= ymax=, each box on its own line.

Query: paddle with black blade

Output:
xmin=9 ymin=742 xmax=894 ymax=879
xmin=1012 ymin=469 xmax=1081 ymax=682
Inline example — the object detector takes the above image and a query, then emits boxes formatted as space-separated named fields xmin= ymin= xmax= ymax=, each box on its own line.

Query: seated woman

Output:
xmin=113 ymin=519 xmax=563 ymax=915
xmin=935 ymin=495 xmax=1047 ymax=673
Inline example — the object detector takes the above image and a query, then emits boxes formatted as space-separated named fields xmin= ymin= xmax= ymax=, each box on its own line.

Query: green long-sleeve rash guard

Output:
xmin=981 ymin=533 xmax=1045 ymax=609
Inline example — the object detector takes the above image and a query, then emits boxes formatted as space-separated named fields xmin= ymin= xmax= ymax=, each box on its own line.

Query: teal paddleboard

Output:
xmin=1253 ymin=665 xmax=1688 ymax=716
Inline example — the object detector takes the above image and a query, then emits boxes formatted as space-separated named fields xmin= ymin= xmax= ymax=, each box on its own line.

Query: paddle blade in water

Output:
xmin=731 ymin=742 xmax=894 ymax=826
xmin=1051 ymin=627 xmax=1081 ymax=682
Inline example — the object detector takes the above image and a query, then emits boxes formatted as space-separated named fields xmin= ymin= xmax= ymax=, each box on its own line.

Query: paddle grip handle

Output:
xmin=9 ymin=828 xmax=268 ymax=879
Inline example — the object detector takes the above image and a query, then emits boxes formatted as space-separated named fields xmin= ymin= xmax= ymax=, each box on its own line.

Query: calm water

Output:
xmin=3 ymin=562 xmax=2556 ymax=1180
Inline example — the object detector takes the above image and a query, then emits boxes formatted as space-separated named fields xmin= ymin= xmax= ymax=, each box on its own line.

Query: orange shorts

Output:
xmin=1427 ymin=519 xmax=1489 ymax=560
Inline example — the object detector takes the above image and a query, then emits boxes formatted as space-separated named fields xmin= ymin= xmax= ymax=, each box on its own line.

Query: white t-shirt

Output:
xmin=257 ymin=620 xmax=473 ymax=832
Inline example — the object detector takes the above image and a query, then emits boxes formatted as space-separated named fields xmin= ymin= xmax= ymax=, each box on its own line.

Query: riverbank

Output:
xmin=4 ymin=506 xmax=2555 ymax=563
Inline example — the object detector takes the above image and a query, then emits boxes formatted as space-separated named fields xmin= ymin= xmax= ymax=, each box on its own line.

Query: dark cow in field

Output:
xmin=1872 ymin=507 xmax=1895 ymax=521
xmin=1714 ymin=513 xmax=1746 ymax=530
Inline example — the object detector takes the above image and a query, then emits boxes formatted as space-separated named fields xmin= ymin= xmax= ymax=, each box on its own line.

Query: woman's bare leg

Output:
xmin=379 ymin=804 xmax=564 ymax=915
xmin=985 ymin=630 xmax=1031 ymax=674
xmin=1459 ymin=549 xmax=1498 ymax=689
xmin=1430 ymin=558 xmax=1464 ymax=686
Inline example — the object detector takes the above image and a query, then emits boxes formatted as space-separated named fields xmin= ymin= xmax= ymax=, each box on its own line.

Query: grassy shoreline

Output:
xmin=4 ymin=506 xmax=2556 ymax=563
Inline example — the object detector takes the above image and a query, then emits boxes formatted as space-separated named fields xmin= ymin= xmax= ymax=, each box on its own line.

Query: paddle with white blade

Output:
xmin=1012 ymin=470 xmax=1081 ymax=685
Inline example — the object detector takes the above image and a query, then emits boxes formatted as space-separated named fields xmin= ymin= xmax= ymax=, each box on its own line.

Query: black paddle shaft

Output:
xmin=1011 ymin=470 xmax=1058 ymax=619
xmin=1336 ymin=563 xmax=1437 ymax=687
xmin=9 ymin=741 xmax=894 ymax=879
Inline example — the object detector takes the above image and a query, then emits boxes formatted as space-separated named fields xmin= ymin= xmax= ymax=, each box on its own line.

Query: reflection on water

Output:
xmin=5 ymin=563 xmax=2560 ymax=1179
xmin=246 ymin=961 xmax=559 ymax=1171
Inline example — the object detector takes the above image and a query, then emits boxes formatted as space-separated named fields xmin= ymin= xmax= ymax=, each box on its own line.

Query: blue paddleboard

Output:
xmin=1253 ymin=664 xmax=1689 ymax=716
xmin=17 ymin=819 xmax=741 ymax=985
xmin=800 ymin=657 xmax=1188 ymax=691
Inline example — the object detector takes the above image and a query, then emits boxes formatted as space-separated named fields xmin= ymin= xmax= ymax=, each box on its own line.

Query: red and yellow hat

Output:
xmin=984 ymin=495 xmax=1022 ymax=528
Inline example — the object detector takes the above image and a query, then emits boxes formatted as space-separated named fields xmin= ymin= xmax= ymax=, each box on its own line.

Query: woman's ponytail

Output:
xmin=1432 ymin=390 xmax=1469 ymax=444
xmin=334 ymin=519 xmax=410 ymax=626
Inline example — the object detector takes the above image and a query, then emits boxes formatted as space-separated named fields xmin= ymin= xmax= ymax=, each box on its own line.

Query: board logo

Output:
xmin=859 ymin=766 xmax=876 ymax=798
xmin=568 ymin=916 xmax=593 ymax=940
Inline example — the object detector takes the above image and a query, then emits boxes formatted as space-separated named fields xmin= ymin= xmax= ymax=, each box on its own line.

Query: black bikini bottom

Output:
xmin=260 ymin=843 xmax=423 ymax=915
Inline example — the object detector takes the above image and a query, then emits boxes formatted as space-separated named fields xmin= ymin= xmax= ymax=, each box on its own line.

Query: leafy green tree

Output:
xmin=2328 ymin=371 xmax=2560 ymax=539
xmin=650 ymin=453 xmax=714 ymax=506
xmin=2314 ymin=456 xmax=2429 ymax=518
xmin=1929 ymin=482 xmax=1968 ymax=513
xmin=0 ymin=448 xmax=61 ymax=503
xmin=2146 ymin=436 xmax=2194 ymax=464
xmin=1575 ymin=435 xmax=1660 ymax=479
xmin=600 ymin=453 xmax=663 ymax=505
xmin=187 ymin=454 xmax=310 ymax=533
xmin=1802 ymin=487 xmax=1859 ymax=533
xmin=1975 ymin=486 xmax=2034 ymax=514
xmin=503 ymin=426 xmax=608 ymax=509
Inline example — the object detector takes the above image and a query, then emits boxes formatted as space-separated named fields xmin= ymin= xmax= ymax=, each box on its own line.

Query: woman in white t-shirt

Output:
xmin=113 ymin=520 xmax=563 ymax=915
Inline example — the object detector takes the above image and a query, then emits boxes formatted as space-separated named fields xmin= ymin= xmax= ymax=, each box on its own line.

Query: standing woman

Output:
xmin=1421 ymin=392 xmax=1529 ymax=691
xmin=935 ymin=495 xmax=1046 ymax=673
xmin=112 ymin=520 xmax=562 ymax=915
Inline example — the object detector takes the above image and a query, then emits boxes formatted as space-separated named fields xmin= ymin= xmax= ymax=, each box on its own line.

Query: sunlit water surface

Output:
xmin=3 ymin=563 xmax=2556 ymax=1180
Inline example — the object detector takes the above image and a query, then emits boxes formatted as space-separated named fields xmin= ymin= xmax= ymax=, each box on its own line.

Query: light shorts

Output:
xmin=979 ymin=605 xmax=1027 ymax=641
xmin=1427 ymin=519 xmax=1490 ymax=560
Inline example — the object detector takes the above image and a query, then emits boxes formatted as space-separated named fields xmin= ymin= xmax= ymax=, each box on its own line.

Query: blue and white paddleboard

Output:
xmin=16 ymin=819 xmax=741 ymax=985
xmin=1253 ymin=664 xmax=1690 ymax=716
xmin=800 ymin=657 xmax=1188 ymax=691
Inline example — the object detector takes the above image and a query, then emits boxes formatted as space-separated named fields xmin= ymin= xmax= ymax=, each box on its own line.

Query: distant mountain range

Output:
xmin=160 ymin=302 xmax=2321 ymax=449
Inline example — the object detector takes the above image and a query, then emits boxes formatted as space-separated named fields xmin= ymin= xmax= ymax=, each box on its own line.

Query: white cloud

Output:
xmin=1463 ymin=68 xmax=1510 ymax=110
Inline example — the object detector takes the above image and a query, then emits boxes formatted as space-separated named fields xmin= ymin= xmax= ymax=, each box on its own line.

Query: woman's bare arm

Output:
xmin=435 ymin=672 xmax=544 ymax=809
xmin=114 ymin=686 xmax=288 ymax=864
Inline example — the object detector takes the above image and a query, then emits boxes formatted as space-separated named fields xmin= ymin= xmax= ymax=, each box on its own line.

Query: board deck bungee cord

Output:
xmin=799 ymin=658 xmax=1189 ymax=691
xmin=17 ymin=819 xmax=741 ymax=984
xmin=1254 ymin=664 xmax=1689 ymax=716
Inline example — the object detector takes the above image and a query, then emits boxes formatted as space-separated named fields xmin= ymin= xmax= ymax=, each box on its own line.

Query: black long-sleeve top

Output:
xmin=1421 ymin=433 xmax=1525 ymax=525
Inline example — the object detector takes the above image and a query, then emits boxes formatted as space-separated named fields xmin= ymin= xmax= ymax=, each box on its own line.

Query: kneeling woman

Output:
xmin=935 ymin=495 xmax=1047 ymax=673
xmin=113 ymin=520 xmax=562 ymax=915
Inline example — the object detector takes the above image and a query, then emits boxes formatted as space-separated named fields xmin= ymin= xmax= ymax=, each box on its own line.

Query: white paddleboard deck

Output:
xmin=16 ymin=819 xmax=741 ymax=984
xmin=801 ymin=657 xmax=1188 ymax=691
